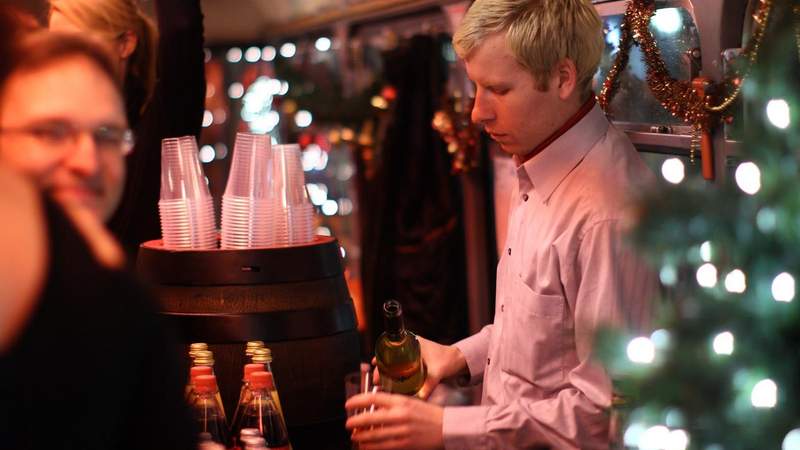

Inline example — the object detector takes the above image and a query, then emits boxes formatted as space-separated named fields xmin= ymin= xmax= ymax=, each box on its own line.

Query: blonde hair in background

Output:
xmin=49 ymin=0 xmax=158 ymax=116
xmin=453 ymin=0 xmax=603 ymax=98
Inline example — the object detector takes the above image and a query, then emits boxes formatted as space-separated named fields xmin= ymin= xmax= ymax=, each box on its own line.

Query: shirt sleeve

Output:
xmin=443 ymin=220 xmax=657 ymax=450
xmin=452 ymin=324 xmax=492 ymax=385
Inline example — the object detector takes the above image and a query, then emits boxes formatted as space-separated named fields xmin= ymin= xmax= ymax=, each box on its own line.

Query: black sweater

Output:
xmin=108 ymin=0 xmax=206 ymax=258
xmin=0 ymin=200 xmax=197 ymax=449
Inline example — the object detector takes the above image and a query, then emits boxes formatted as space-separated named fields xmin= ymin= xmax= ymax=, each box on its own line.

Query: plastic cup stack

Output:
xmin=271 ymin=144 xmax=314 ymax=246
xmin=158 ymin=136 xmax=217 ymax=250
xmin=221 ymin=132 xmax=273 ymax=249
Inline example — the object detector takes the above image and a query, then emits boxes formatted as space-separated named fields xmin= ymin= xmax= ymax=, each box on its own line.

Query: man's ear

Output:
xmin=118 ymin=30 xmax=138 ymax=60
xmin=555 ymin=58 xmax=578 ymax=100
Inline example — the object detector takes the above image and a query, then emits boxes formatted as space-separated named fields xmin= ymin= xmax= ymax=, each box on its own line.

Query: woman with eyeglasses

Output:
xmin=49 ymin=0 xmax=206 ymax=258
xmin=0 ymin=20 xmax=197 ymax=449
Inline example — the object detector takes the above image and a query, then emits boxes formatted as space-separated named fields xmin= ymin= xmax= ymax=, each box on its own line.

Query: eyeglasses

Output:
xmin=0 ymin=121 xmax=135 ymax=156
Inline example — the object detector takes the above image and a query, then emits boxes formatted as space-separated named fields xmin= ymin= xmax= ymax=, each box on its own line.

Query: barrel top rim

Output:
xmin=139 ymin=235 xmax=337 ymax=255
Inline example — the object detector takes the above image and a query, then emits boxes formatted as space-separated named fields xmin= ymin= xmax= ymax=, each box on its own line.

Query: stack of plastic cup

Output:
xmin=221 ymin=132 xmax=273 ymax=249
xmin=271 ymin=144 xmax=315 ymax=246
xmin=158 ymin=136 xmax=217 ymax=250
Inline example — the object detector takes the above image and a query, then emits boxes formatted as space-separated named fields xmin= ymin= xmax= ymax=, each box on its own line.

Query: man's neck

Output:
xmin=515 ymin=95 xmax=597 ymax=167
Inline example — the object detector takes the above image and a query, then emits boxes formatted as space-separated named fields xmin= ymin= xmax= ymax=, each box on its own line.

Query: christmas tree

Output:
xmin=597 ymin=1 xmax=800 ymax=449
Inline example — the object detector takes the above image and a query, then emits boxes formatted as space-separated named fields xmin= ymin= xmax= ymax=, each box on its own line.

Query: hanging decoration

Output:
xmin=432 ymin=92 xmax=481 ymax=174
xmin=598 ymin=3 xmax=635 ymax=112
xmin=598 ymin=0 xmax=774 ymax=180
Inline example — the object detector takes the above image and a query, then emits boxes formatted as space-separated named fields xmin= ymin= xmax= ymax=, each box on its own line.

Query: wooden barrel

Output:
xmin=137 ymin=236 xmax=359 ymax=450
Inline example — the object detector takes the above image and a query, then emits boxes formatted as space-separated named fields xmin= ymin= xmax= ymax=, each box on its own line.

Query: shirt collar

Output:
xmin=516 ymin=99 xmax=609 ymax=204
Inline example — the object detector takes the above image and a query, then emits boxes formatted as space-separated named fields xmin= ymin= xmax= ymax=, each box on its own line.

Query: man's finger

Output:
xmin=351 ymin=424 xmax=408 ymax=443
xmin=345 ymin=392 xmax=405 ymax=411
xmin=416 ymin=377 xmax=437 ymax=400
xmin=345 ymin=408 xmax=393 ymax=430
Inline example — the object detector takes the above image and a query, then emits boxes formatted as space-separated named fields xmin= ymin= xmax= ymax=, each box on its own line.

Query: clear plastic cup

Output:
xmin=224 ymin=133 xmax=272 ymax=199
xmin=271 ymin=144 xmax=315 ymax=246
xmin=220 ymin=133 xmax=274 ymax=250
xmin=221 ymin=197 xmax=274 ymax=249
xmin=271 ymin=144 xmax=309 ymax=208
xmin=159 ymin=136 xmax=217 ymax=250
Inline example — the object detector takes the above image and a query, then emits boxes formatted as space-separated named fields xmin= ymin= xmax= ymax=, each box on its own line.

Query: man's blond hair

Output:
xmin=453 ymin=0 xmax=603 ymax=97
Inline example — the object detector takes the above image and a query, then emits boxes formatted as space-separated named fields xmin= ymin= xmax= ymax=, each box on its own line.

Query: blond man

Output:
xmin=346 ymin=1 xmax=657 ymax=448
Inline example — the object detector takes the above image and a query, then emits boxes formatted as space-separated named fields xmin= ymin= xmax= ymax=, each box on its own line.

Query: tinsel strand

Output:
xmin=598 ymin=6 xmax=635 ymax=111
xmin=628 ymin=0 xmax=711 ymax=128
xmin=706 ymin=0 xmax=772 ymax=113
xmin=600 ymin=0 xmax=774 ymax=124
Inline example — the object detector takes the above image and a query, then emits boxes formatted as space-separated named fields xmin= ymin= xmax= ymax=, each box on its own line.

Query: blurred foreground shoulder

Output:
xmin=0 ymin=165 xmax=47 ymax=353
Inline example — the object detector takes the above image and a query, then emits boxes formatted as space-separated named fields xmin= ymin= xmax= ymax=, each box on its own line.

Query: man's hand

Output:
xmin=345 ymin=392 xmax=444 ymax=450
xmin=373 ymin=336 xmax=468 ymax=400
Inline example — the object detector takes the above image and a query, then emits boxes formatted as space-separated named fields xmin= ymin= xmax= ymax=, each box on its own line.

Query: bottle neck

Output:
xmin=385 ymin=313 xmax=406 ymax=342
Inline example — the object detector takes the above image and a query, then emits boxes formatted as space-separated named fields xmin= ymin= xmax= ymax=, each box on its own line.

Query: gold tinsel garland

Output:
xmin=597 ymin=0 xmax=776 ymax=167
xmin=599 ymin=0 xmax=774 ymax=156
xmin=598 ymin=4 xmax=635 ymax=111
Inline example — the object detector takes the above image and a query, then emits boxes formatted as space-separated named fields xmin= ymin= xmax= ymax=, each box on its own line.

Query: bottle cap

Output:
xmin=189 ymin=343 xmax=208 ymax=358
xmin=194 ymin=374 xmax=218 ymax=394
xmin=249 ymin=371 xmax=274 ymax=390
xmin=194 ymin=350 xmax=215 ymax=366
xmin=245 ymin=341 xmax=264 ymax=356
xmin=194 ymin=350 xmax=214 ymax=359
xmin=244 ymin=363 xmax=265 ymax=381
xmin=251 ymin=348 xmax=273 ymax=364
xmin=190 ymin=365 xmax=213 ymax=380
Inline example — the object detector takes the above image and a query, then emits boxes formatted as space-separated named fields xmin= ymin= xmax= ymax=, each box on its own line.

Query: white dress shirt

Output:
xmin=442 ymin=103 xmax=658 ymax=449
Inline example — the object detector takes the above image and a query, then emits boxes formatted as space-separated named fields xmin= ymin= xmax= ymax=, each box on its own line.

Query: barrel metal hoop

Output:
xmin=161 ymin=302 xmax=357 ymax=343
xmin=137 ymin=236 xmax=344 ymax=286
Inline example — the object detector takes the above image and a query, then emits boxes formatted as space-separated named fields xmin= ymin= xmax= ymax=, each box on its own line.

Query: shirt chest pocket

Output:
xmin=499 ymin=279 xmax=567 ymax=390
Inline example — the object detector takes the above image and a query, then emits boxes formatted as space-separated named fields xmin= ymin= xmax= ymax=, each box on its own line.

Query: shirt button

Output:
xmin=487 ymin=358 xmax=491 ymax=366
xmin=523 ymin=193 xmax=529 ymax=202
xmin=508 ymin=248 xmax=511 ymax=256
xmin=501 ymin=304 xmax=505 ymax=312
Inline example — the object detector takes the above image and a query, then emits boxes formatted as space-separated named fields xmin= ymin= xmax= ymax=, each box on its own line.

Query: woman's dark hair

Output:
xmin=0 ymin=5 xmax=40 ymax=84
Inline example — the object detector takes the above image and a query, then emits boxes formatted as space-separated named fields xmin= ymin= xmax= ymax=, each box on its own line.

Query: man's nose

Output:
xmin=471 ymin=88 xmax=494 ymax=126
xmin=64 ymin=131 xmax=100 ymax=176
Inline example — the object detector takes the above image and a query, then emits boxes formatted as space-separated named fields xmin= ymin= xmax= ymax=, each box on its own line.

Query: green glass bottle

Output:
xmin=375 ymin=300 xmax=426 ymax=395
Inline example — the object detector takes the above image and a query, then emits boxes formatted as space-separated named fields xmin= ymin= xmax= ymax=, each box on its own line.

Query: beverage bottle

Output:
xmin=229 ymin=363 xmax=266 ymax=448
xmin=375 ymin=300 xmax=426 ymax=395
xmin=193 ymin=350 xmax=227 ymax=422
xmin=191 ymin=374 xmax=229 ymax=446
xmin=252 ymin=348 xmax=286 ymax=421
xmin=240 ymin=372 xmax=291 ymax=450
